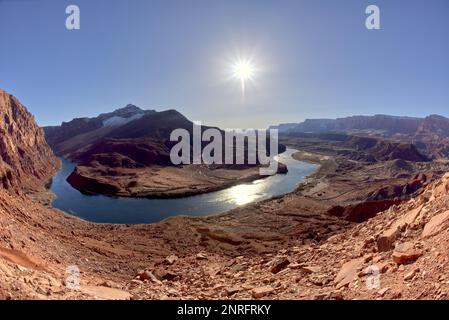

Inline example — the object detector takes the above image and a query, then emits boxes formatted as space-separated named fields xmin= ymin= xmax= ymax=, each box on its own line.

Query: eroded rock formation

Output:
xmin=0 ymin=89 xmax=59 ymax=192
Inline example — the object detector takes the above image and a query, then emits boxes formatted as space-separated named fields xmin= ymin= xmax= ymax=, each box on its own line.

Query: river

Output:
xmin=50 ymin=148 xmax=318 ymax=224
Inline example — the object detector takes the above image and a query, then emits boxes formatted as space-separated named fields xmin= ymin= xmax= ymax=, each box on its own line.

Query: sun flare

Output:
xmin=233 ymin=61 xmax=254 ymax=80
xmin=232 ymin=59 xmax=255 ymax=94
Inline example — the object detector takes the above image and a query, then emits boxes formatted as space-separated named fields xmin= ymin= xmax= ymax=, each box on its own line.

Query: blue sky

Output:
xmin=0 ymin=0 xmax=448 ymax=128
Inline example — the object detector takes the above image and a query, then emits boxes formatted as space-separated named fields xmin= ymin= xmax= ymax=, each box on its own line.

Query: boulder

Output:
xmin=392 ymin=249 xmax=422 ymax=265
xmin=377 ymin=205 xmax=423 ymax=252
xmin=377 ymin=227 xmax=401 ymax=252
xmin=301 ymin=266 xmax=321 ymax=274
xmin=404 ymin=268 xmax=419 ymax=281
xmin=251 ymin=286 xmax=274 ymax=299
xmin=270 ymin=257 xmax=290 ymax=274
xmin=288 ymin=263 xmax=302 ymax=270
xmin=165 ymin=255 xmax=178 ymax=265
xmin=378 ymin=287 xmax=390 ymax=297
xmin=137 ymin=270 xmax=161 ymax=283
xmin=334 ymin=258 xmax=363 ymax=289
xmin=224 ymin=287 xmax=241 ymax=296
xmin=422 ymin=210 xmax=449 ymax=238
xmin=196 ymin=252 xmax=208 ymax=260
xmin=153 ymin=269 xmax=178 ymax=281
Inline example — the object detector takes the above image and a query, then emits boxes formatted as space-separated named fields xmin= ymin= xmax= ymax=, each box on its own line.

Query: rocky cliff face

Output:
xmin=341 ymin=136 xmax=429 ymax=162
xmin=275 ymin=114 xmax=449 ymax=159
xmin=417 ymin=115 xmax=449 ymax=137
xmin=0 ymin=89 xmax=59 ymax=192
xmin=274 ymin=115 xmax=422 ymax=135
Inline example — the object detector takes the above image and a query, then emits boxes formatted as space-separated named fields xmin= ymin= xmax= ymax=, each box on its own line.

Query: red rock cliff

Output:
xmin=0 ymin=89 xmax=59 ymax=192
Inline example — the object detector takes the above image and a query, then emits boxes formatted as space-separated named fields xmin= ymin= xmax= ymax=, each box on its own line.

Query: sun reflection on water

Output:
xmin=221 ymin=179 xmax=266 ymax=205
xmin=213 ymin=153 xmax=289 ymax=206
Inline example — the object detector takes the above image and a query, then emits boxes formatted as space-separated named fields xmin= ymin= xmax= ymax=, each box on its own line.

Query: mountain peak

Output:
xmin=112 ymin=104 xmax=143 ymax=114
xmin=96 ymin=104 xmax=147 ymax=122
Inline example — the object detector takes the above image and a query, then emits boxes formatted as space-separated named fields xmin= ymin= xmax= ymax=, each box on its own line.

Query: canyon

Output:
xmin=272 ymin=114 xmax=449 ymax=159
xmin=44 ymin=106 xmax=285 ymax=198
xmin=2 ymin=87 xmax=449 ymax=300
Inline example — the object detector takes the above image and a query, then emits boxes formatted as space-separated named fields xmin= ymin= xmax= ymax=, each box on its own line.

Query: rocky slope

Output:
xmin=120 ymin=168 xmax=449 ymax=300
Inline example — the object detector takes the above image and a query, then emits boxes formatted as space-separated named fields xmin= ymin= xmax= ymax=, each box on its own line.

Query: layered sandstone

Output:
xmin=0 ymin=89 xmax=59 ymax=192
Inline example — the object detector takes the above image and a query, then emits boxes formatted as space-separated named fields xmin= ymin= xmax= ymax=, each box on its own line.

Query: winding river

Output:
xmin=50 ymin=149 xmax=318 ymax=224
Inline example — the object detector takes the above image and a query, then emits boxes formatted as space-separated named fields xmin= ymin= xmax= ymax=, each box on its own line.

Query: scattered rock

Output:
xmin=301 ymin=266 xmax=321 ymax=274
xmin=153 ymin=269 xmax=178 ymax=281
xmin=165 ymin=255 xmax=178 ymax=265
xmin=377 ymin=228 xmax=400 ymax=252
xmin=310 ymin=274 xmax=332 ymax=286
xmin=392 ymin=250 xmax=422 ymax=265
xmin=394 ymin=242 xmax=414 ymax=252
xmin=230 ymin=264 xmax=245 ymax=273
xmin=288 ymin=263 xmax=302 ymax=270
xmin=391 ymin=290 xmax=402 ymax=299
xmin=312 ymin=293 xmax=328 ymax=300
xmin=377 ymin=262 xmax=389 ymax=274
xmin=137 ymin=270 xmax=161 ymax=283
xmin=251 ymin=286 xmax=274 ymax=299
xmin=196 ymin=253 xmax=207 ymax=260
xmin=404 ymin=268 xmax=419 ymax=281
xmin=270 ymin=257 xmax=290 ymax=274
xmin=422 ymin=210 xmax=449 ymax=238
xmin=334 ymin=258 xmax=363 ymax=289
xmin=377 ymin=205 xmax=423 ymax=252
xmin=224 ymin=287 xmax=241 ymax=296
xmin=100 ymin=280 xmax=114 ymax=288
xmin=363 ymin=236 xmax=376 ymax=249
xmin=378 ymin=287 xmax=390 ymax=297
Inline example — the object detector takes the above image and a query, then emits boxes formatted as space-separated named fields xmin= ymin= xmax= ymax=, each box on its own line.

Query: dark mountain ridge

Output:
xmin=43 ymin=104 xmax=155 ymax=153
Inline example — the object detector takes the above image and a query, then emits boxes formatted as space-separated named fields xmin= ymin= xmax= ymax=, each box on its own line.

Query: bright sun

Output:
xmin=232 ymin=59 xmax=255 ymax=94
xmin=233 ymin=61 xmax=254 ymax=80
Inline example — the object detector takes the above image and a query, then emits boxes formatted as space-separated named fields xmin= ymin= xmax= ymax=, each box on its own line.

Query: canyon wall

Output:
xmin=0 ymin=89 xmax=59 ymax=192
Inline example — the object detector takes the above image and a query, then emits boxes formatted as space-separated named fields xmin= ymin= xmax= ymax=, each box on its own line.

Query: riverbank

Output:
xmin=292 ymin=150 xmax=338 ymax=179
xmin=66 ymin=162 xmax=287 ymax=199
xmin=49 ymin=149 xmax=317 ymax=224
